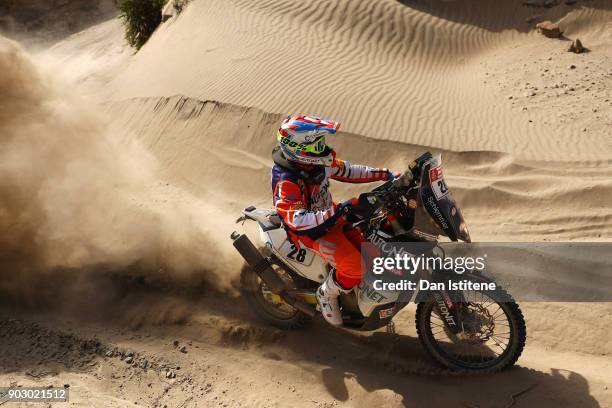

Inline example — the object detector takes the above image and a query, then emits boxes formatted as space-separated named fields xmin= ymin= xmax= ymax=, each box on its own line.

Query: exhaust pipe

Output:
xmin=232 ymin=232 xmax=316 ymax=317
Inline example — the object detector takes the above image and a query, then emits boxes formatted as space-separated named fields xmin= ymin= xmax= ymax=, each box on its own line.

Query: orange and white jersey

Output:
xmin=272 ymin=151 xmax=391 ymax=243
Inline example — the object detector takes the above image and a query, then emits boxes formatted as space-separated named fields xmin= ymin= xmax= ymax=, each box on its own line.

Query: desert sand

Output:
xmin=1 ymin=0 xmax=611 ymax=407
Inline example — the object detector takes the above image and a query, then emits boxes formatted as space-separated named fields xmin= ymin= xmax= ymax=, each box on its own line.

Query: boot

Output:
xmin=316 ymin=271 xmax=348 ymax=326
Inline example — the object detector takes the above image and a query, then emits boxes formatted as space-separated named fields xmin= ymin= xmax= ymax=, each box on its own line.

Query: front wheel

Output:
xmin=415 ymin=287 xmax=526 ymax=373
xmin=240 ymin=262 xmax=312 ymax=330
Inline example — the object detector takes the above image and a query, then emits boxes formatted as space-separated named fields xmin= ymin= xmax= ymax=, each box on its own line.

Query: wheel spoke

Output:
xmin=422 ymin=289 xmax=522 ymax=370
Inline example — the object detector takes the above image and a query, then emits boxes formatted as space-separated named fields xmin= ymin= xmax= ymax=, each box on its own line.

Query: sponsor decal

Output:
xmin=367 ymin=231 xmax=410 ymax=259
xmin=378 ymin=307 xmax=395 ymax=319
xmin=278 ymin=135 xmax=309 ymax=150
xmin=289 ymin=204 xmax=306 ymax=211
xmin=427 ymin=196 xmax=449 ymax=230
xmin=433 ymin=292 xmax=456 ymax=327
xmin=309 ymin=181 xmax=333 ymax=211
xmin=441 ymin=290 xmax=454 ymax=309
xmin=358 ymin=281 xmax=388 ymax=302
xmin=303 ymin=134 xmax=317 ymax=143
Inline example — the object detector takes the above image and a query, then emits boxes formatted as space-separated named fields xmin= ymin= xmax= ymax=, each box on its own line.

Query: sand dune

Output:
xmin=103 ymin=94 xmax=612 ymax=241
xmin=104 ymin=0 xmax=612 ymax=159
xmin=103 ymin=0 xmax=612 ymax=241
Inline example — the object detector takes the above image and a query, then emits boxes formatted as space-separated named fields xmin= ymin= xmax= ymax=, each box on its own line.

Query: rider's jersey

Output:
xmin=272 ymin=149 xmax=390 ymax=244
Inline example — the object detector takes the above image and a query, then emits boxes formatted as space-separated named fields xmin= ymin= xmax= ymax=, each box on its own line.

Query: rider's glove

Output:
xmin=337 ymin=197 xmax=359 ymax=214
xmin=386 ymin=170 xmax=401 ymax=181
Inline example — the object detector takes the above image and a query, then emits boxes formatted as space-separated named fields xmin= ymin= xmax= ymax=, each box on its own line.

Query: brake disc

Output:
xmin=462 ymin=303 xmax=495 ymax=342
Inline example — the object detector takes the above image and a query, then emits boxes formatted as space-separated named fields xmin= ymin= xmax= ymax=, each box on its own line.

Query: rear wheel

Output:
xmin=240 ymin=262 xmax=312 ymax=330
xmin=416 ymin=287 xmax=526 ymax=373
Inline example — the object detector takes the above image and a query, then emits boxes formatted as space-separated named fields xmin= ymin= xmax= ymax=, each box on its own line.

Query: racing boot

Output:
xmin=316 ymin=271 xmax=348 ymax=326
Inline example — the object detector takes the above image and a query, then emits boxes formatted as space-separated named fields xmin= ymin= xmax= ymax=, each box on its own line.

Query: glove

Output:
xmin=387 ymin=170 xmax=401 ymax=181
xmin=337 ymin=197 xmax=359 ymax=214
xmin=391 ymin=170 xmax=413 ymax=187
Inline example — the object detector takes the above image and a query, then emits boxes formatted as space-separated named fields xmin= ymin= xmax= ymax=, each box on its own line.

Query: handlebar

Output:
xmin=343 ymin=168 xmax=416 ymax=221
xmin=392 ymin=169 xmax=414 ymax=188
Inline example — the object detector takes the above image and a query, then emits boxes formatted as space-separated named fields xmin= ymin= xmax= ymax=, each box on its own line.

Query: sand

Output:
xmin=1 ymin=0 xmax=611 ymax=406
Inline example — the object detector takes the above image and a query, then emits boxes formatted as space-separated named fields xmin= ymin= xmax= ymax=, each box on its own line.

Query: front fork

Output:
xmin=431 ymin=289 xmax=464 ymax=334
xmin=416 ymin=268 xmax=465 ymax=335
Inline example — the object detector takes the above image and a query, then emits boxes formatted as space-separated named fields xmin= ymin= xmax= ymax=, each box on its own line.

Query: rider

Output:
xmin=271 ymin=115 xmax=396 ymax=326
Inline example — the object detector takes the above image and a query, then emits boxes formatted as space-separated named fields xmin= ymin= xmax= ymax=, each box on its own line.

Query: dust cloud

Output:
xmin=0 ymin=36 xmax=237 ymax=309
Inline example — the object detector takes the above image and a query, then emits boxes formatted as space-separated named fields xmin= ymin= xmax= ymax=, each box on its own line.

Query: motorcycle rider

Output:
xmin=271 ymin=115 xmax=396 ymax=325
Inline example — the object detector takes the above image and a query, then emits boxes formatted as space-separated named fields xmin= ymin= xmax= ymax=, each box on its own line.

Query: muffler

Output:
xmin=231 ymin=232 xmax=316 ymax=317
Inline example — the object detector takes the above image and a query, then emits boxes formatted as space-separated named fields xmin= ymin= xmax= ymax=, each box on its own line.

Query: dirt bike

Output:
xmin=231 ymin=152 xmax=526 ymax=372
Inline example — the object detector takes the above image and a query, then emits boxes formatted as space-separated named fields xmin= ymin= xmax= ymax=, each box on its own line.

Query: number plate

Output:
xmin=278 ymin=240 xmax=316 ymax=266
xmin=429 ymin=166 xmax=449 ymax=200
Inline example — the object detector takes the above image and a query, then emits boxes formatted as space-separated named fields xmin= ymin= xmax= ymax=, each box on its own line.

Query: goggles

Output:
xmin=277 ymin=132 xmax=328 ymax=155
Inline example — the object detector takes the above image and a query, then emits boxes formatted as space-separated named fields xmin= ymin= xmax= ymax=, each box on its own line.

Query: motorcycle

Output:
xmin=231 ymin=152 xmax=526 ymax=372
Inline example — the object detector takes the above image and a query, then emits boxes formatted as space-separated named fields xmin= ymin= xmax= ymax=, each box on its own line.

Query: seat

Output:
xmin=243 ymin=206 xmax=282 ymax=231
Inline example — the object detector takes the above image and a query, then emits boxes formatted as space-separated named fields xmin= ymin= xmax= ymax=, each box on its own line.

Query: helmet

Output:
xmin=277 ymin=115 xmax=340 ymax=166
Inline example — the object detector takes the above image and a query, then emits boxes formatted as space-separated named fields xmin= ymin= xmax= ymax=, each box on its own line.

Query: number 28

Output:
xmin=287 ymin=244 xmax=306 ymax=263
